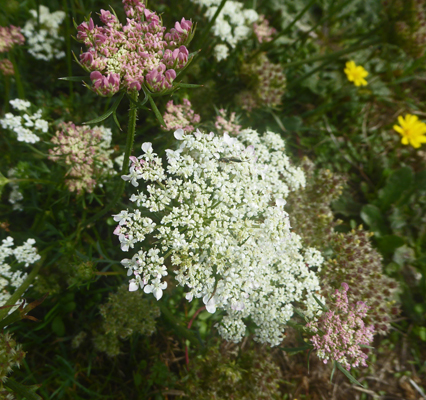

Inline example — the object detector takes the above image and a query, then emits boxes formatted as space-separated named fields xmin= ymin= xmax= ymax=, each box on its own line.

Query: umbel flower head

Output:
xmin=76 ymin=0 xmax=194 ymax=96
xmin=48 ymin=123 xmax=116 ymax=194
xmin=287 ymin=161 xmax=400 ymax=334
xmin=0 ymin=25 xmax=25 ymax=53
xmin=344 ymin=60 xmax=368 ymax=87
xmin=161 ymin=98 xmax=200 ymax=133
xmin=239 ymin=53 xmax=286 ymax=111
xmin=393 ymin=114 xmax=426 ymax=148
xmin=114 ymin=127 xmax=322 ymax=346
xmin=307 ymin=283 xmax=375 ymax=371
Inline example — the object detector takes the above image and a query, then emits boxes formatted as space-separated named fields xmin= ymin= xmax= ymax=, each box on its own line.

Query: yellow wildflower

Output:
xmin=393 ymin=114 xmax=426 ymax=148
xmin=344 ymin=60 xmax=368 ymax=86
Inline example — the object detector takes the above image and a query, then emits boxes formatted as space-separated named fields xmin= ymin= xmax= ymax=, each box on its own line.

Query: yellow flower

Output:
xmin=344 ymin=60 xmax=368 ymax=86
xmin=393 ymin=114 xmax=426 ymax=148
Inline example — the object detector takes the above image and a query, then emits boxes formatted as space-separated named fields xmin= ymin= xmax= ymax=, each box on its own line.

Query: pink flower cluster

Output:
xmin=162 ymin=99 xmax=200 ymax=132
xmin=48 ymin=123 xmax=115 ymax=194
xmin=76 ymin=0 xmax=194 ymax=96
xmin=215 ymin=109 xmax=241 ymax=136
xmin=239 ymin=53 xmax=286 ymax=111
xmin=307 ymin=283 xmax=375 ymax=371
xmin=253 ymin=15 xmax=276 ymax=44
xmin=0 ymin=25 xmax=25 ymax=53
xmin=0 ymin=59 xmax=14 ymax=76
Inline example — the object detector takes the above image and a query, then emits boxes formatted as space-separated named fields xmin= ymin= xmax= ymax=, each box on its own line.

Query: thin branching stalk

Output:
xmin=9 ymin=51 xmax=25 ymax=99
xmin=62 ymin=0 xmax=74 ymax=103
xmin=249 ymin=0 xmax=317 ymax=61
xmin=283 ymin=38 xmax=381 ymax=69
xmin=0 ymin=262 xmax=43 ymax=321
xmin=81 ymin=91 xmax=139 ymax=228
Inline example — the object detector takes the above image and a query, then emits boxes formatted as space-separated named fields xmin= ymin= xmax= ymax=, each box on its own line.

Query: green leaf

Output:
xmin=281 ymin=116 xmax=303 ymax=131
xmin=313 ymin=294 xmax=328 ymax=311
xmin=330 ymin=361 xmax=337 ymax=382
xmin=336 ymin=362 xmax=365 ymax=387
xmin=4 ymin=378 xmax=41 ymax=400
xmin=83 ymin=91 xmax=125 ymax=126
xmin=376 ymin=235 xmax=405 ymax=257
xmin=360 ymin=204 xmax=388 ymax=237
xmin=378 ymin=167 xmax=414 ymax=209
xmin=415 ymin=170 xmax=426 ymax=191
xmin=83 ymin=109 xmax=114 ymax=125
xmin=51 ymin=316 xmax=66 ymax=336
xmin=175 ymin=82 xmax=203 ymax=89
xmin=279 ymin=344 xmax=312 ymax=353
xmin=59 ymin=76 xmax=89 ymax=82
xmin=0 ymin=172 xmax=9 ymax=198
xmin=147 ymin=94 xmax=166 ymax=127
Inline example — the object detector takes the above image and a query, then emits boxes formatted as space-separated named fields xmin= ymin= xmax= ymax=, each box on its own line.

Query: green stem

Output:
xmin=3 ymin=75 xmax=10 ymax=113
xmin=195 ymin=0 xmax=228 ymax=51
xmin=63 ymin=0 xmax=74 ymax=104
xmin=9 ymin=51 xmax=25 ymax=99
xmin=282 ymin=39 xmax=381 ymax=69
xmin=249 ymin=0 xmax=317 ymax=61
xmin=158 ymin=303 xmax=199 ymax=346
xmin=81 ymin=91 xmax=139 ymax=227
xmin=0 ymin=262 xmax=43 ymax=321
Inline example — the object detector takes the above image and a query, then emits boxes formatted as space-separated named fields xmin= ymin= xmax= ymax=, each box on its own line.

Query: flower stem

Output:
xmin=62 ymin=0 xmax=74 ymax=104
xmin=0 ymin=262 xmax=42 ymax=321
xmin=82 ymin=91 xmax=139 ymax=227
xmin=249 ymin=0 xmax=317 ymax=61
xmin=282 ymin=39 xmax=381 ymax=69
xmin=9 ymin=50 xmax=25 ymax=99
xmin=195 ymin=0 xmax=228 ymax=51
xmin=3 ymin=75 xmax=10 ymax=113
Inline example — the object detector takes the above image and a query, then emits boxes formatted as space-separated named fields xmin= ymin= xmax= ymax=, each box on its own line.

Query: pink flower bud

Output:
xmin=165 ymin=69 xmax=176 ymax=83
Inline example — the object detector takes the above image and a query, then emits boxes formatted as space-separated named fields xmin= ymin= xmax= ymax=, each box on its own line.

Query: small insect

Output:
xmin=218 ymin=157 xmax=245 ymax=163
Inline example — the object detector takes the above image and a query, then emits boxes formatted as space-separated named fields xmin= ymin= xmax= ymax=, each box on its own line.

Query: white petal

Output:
xmin=129 ymin=281 xmax=138 ymax=291
xmin=144 ymin=285 xmax=153 ymax=294
xmin=276 ymin=198 xmax=286 ymax=207
xmin=174 ymin=129 xmax=184 ymax=140
xmin=142 ymin=142 xmax=152 ymax=153
xmin=185 ymin=293 xmax=193 ymax=302
xmin=245 ymin=145 xmax=255 ymax=155
xmin=153 ymin=287 xmax=163 ymax=300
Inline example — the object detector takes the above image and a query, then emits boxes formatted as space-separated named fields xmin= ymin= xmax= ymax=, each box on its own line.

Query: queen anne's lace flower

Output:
xmin=48 ymin=124 xmax=116 ymax=194
xmin=0 ymin=99 xmax=48 ymax=144
xmin=22 ymin=6 xmax=66 ymax=61
xmin=192 ymin=0 xmax=259 ymax=59
xmin=76 ymin=0 xmax=194 ymax=96
xmin=162 ymin=99 xmax=200 ymax=132
xmin=0 ymin=236 xmax=41 ymax=313
xmin=307 ymin=283 xmax=375 ymax=370
xmin=239 ymin=53 xmax=286 ymax=111
xmin=215 ymin=109 xmax=241 ymax=136
xmin=253 ymin=15 xmax=276 ymax=43
xmin=114 ymin=127 xmax=321 ymax=346
xmin=0 ymin=25 xmax=25 ymax=53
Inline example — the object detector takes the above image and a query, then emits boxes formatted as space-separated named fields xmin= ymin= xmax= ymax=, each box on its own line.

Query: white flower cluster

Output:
xmin=7 ymin=168 xmax=24 ymax=211
xmin=1 ymin=99 xmax=48 ymax=144
xmin=22 ymin=5 xmax=66 ymax=61
xmin=192 ymin=0 xmax=259 ymax=60
xmin=0 ymin=236 xmax=41 ymax=313
xmin=114 ymin=127 xmax=322 ymax=346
